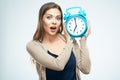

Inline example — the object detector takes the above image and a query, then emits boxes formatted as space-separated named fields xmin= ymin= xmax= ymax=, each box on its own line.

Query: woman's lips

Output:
xmin=50 ymin=26 xmax=57 ymax=32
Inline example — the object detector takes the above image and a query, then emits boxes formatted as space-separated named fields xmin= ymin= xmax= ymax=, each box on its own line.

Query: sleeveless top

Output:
xmin=46 ymin=51 xmax=76 ymax=80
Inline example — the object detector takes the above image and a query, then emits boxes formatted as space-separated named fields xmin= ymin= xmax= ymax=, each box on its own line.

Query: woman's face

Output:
xmin=43 ymin=8 xmax=61 ymax=36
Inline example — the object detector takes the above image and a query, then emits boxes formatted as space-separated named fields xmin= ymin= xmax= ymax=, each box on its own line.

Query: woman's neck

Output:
xmin=43 ymin=33 xmax=59 ymax=43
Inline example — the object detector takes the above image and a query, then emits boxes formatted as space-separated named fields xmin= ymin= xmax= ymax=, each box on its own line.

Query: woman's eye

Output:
xmin=56 ymin=17 xmax=61 ymax=21
xmin=47 ymin=16 xmax=51 ymax=19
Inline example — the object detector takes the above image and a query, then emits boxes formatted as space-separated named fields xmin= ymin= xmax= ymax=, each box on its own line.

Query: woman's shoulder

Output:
xmin=26 ymin=40 xmax=47 ymax=53
xmin=27 ymin=40 xmax=40 ymax=44
xmin=26 ymin=40 xmax=43 ymax=48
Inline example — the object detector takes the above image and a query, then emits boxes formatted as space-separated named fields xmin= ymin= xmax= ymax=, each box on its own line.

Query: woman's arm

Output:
xmin=79 ymin=39 xmax=91 ymax=74
xmin=76 ymin=21 xmax=91 ymax=74
xmin=26 ymin=40 xmax=73 ymax=71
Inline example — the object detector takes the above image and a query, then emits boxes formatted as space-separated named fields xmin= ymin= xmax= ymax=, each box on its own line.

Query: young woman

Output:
xmin=26 ymin=2 xmax=91 ymax=80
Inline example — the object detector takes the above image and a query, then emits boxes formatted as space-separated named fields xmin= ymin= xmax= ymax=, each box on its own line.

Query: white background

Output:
xmin=0 ymin=0 xmax=120 ymax=80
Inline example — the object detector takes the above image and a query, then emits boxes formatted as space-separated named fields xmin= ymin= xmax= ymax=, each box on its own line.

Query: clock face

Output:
xmin=67 ymin=17 xmax=87 ymax=37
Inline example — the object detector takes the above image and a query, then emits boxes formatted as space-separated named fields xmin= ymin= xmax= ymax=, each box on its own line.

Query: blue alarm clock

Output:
xmin=64 ymin=6 xmax=88 ymax=39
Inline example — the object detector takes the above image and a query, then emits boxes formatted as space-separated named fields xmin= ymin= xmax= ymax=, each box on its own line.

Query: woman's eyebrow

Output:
xmin=46 ymin=13 xmax=61 ymax=17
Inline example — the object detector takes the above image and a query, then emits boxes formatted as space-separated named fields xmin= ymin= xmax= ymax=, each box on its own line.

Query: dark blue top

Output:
xmin=46 ymin=51 xmax=76 ymax=80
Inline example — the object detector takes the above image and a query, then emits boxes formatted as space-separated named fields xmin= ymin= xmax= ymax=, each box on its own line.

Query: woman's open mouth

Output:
xmin=50 ymin=26 xmax=57 ymax=32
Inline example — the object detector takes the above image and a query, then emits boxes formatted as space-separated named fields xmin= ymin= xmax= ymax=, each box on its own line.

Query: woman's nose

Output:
xmin=52 ymin=18 xmax=57 ymax=25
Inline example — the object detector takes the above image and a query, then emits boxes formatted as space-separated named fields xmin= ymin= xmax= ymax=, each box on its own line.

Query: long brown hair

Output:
xmin=33 ymin=2 xmax=63 ymax=42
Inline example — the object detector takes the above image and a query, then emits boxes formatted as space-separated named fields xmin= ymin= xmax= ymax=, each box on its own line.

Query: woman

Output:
xmin=26 ymin=2 xmax=91 ymax=80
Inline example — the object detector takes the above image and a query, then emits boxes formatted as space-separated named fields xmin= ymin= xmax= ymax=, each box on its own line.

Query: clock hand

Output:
xmin=73 ymin=18 xmax=77 ymax=32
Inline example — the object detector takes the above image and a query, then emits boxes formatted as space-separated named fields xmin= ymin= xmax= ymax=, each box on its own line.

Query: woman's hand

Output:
xmin=81 ymin=21 xmax=91 ymax=40
xmin=63 ymin=22 xmax=71 ymax=42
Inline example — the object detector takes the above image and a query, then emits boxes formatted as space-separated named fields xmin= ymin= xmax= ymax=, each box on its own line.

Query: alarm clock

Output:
xmin=64 ymin=6 xmax=88 ymax=39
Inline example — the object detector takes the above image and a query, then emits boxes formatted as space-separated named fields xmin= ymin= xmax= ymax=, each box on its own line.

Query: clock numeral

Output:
xmin=69 ymin=22 xmax=71 ymax=25
xmin=72 ymin=18 xmax=75 ymax=21
xmin=80 ymin=30 xmax=82 ymax=32
xmin=82 ymin=27 xmax=84 ymax=29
